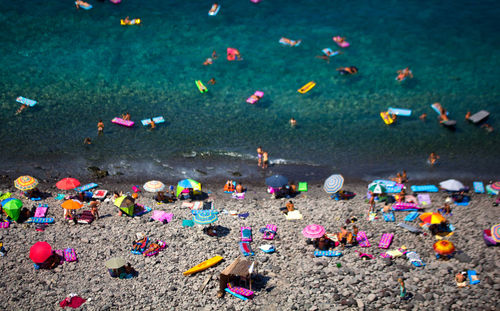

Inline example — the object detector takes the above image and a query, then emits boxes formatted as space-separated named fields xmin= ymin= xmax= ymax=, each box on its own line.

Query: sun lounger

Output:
xmin=378 ymin=233 xmax=394 ymax=249
xmin=406 ymin=251 xmax=425 ymax=267
xmin=262 ymin=224 xmax=277 ymax=240
xmin=239 ymin=242 xmax=254 ymax=256
xmin=398 ymin=222 xmax=423 ymax=233
xmin=473 ymin=181 xmax=485 ymax=194
xmin=411 ymin=185 xmax=438 ymax=193
xmin=314 ymin=250 xmax=342 ymax=257
xmin=392 ymin=202 xmax=421 ymax=211
xmin=241 ymin=227 xmax=252 ymax=242
xmin=383 ymin=212 xmax=395 ymax=222
xmin=404 ymin=211 xmax=420 ymax=222
xmin=356 ymin=231 xmax=371 ymax=247
xmin=74 ymin=183 xmax=98 ymax=192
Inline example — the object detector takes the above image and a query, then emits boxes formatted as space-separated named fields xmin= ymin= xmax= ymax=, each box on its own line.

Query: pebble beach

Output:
xmin=1 ymin=179 xmax=499 ymax=311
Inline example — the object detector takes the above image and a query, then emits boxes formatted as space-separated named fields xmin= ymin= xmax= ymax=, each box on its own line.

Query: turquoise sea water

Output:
xmin=0 ymin=0 xmax=499 ymax=182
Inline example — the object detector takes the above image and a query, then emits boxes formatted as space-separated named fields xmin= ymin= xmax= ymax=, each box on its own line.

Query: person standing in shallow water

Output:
xmin=257 ymin=146 xmax=263 ymax=167
xmin=262 ymin=151 xmax=269 ymax=169
xmin=97 ymin=120 xmax=104 ymax=135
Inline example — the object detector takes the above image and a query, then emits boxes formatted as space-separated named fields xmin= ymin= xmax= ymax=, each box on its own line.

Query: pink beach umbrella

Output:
xmin=302 ymin=224 xmax=326 ymax=239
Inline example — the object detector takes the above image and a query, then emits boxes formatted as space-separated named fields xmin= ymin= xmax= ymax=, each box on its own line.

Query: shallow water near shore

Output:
xmin=0 ymin=0 xmax=499 ymax=181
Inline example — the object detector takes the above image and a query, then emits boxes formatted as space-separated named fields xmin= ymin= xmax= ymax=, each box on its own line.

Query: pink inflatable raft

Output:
xmin=246 ymin=91 xmax=264 ymax=104
xmin=333 ymin=36 xmax=350 ymax=48
xmin=111 ymin=117 xmax=134 ymax=127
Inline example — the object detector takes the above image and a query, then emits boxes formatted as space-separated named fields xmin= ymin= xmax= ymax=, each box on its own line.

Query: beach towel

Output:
xmin=77 ymin=210 xmax=94 ymax=224
xmin=472 ymin=181 xmax=484 ymax=194
xmin=404 ymin=211 xmax=419 ymax=222
xmin=151 ymin=211 xmax=173 ymax=223
xmin=454 ymin=196 xmax=470 ymax=206
xmin=411 ymin=185 xmax=439 ymax=193
xmin=239 ymin=242 xmax=254 ymax=256
xmin=74 ymin=183 xmax=98 ymax=192
xmin=227 ymin=283 xmax=254 ymax=298
xmin=314 ymin=250 xmax=342 ymax=257
xmin=378 ymin=233 xmax=394 ymax=249
xmin=238 ymin=212 xmax=249 ymax=219
xmin=298 ymin=182 xmax=308 ymax=192
xmin=59 ymin=295 xmax=86 ymax=309
xmin=232 ymin=192 xmax=245 ymax=200
xmin=0 ymin=220 xmax=10 ymax=229
xmin=262 ymin=224 xmax=277 ymax=240
xmin=241 ymin=227 xmax=252 ymax=242
xmin=417 ymin=194 xmax=431 ymax=206
xmin=26 ymin=217 xmax=55 ymax=224
xmin=34 ymin=204 xmax=48 ymax=217
xmin=356 ymin=251 xmax=374 ymax=260
xmin=134 ymin=205 xmax=152 ymax=216
xmin=131 ymin=237 xmax=149 ymax=254
xmin=383 ymin=212 xmax=395 ymax=222
xmin=398 ymin=222 xmax=423 ymax=233
xmin=54 ymin=193 xmax=66 ymax=200
xmin=285 ymin=210 xmax=302 ymax=220
xmin=225 ymin=288 xmax=248 ymax=301
xmin=486 ymin=185 xmax=499 ymax=196
xmin=467 ymin=270 xmax=480 ymax=285
xmin=368 ymin=212 xmax=377 ymax=221
xmin=259 ymin=244 xmax=275 ymax=253
xmin=182 ymin=219 xmax=194 ymax=227
xmin=64 ymin=248 xmax=78 ymax=262
xmin=92 ymin=190 xmax=108 ymax=200
xmin=356 ymin=231 xmax=371 ymax=247
xmin=182 ymin=201 xmax=203 ymax=210
xmin=392 ymin=202 xmax=421 ymax=211
xmin=406 ymin=251 xmax=425 ymax=267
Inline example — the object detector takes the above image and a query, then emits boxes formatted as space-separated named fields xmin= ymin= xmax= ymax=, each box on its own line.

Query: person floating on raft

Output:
xmin=336 ymin=66 xmax=358 ymax=75
xmin=396 ymin=67 xmax=413 ymax=81
xmin=279 ymin=37 xmax=302 ymax=47
xmin=227 ymin=48 xmax=243 ymax=61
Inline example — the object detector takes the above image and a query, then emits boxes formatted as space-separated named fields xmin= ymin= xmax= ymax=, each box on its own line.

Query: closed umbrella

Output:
xmin=1 ymin=198 xmax=23 ymax=221
xmin=439 ymin=179 xmax=465 ymax=192
xmin=105 ymin=257 xmax=126 ymax=269
xmin=420 ymin=212 xmax=446 ymax=224
xmin=491 ymin=182 xmax=500 ymax=191
xmin=61 ymin=199 xmax=83 ymax=210
xmin=176 ymin=179 xmax=202 ymax=197
xmin=324 ymin=174 xmax=344 ymax=194
xmin=56 ymin=178 xmax=81 ymax=190
xmin=491 ymin=224 xmax=500 ymax=243
xmin=433 ymin=240 xmax=455 ymax=255
xmin=192 ymin=210 xmax=218 ymax=225
xmin=368 ymin=182 xmax=387 ymax=194
xmin=114 ymin=195 xmax=135 ymax=216
xmin=265 ymin=175 xmax=288 ymax=188
xmin=29 ymin=241 xmax=52 ymax=263
xmin=302 ymin=224 xmax=326 ymax=239
xmin=14 ymin=175 xmax=38 ymax=191
xmin=143 ymin=180 xmax=165 ymax=193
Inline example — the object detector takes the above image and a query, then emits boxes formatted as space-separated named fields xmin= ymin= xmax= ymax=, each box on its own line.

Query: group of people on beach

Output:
xmin=256 ymin=146 xmax=269 ymax=169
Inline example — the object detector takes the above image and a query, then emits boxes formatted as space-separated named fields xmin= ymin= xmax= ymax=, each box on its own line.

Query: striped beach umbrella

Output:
xmin=14 ymin=175 xmax=38 ymax=191
xmin=192 ymin=210 xmax=218 ymax=225
xmin=56 ymin=178 xmax=81 ymax=190
xmin=419 ymin=212 xmax=446 ymax=224
xmin=491 ymin=224 xmax=500 ymax=243
xmin=176 ymin=179 xmax=201 ymax=197
xmin=302 ymin=224 xmax=325 ymax=239
xmin=1 ymin=198 xmax=23 ymax=221
xmin=323 ymin=174 xmax=344 ymax=194
xmin=143 ymin=180 xmax=165 ymax=193
xmin=368 ymin=182 xmax=387 ymax=194
xmin=491 ymin=182 xmax=500 ymax=191
xmin=433 ymin=240 xmax=456 ymax=255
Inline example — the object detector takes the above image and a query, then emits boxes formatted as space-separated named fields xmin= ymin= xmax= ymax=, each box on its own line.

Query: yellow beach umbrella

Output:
xmin=14 ymin=175 xmax=39 ymax=191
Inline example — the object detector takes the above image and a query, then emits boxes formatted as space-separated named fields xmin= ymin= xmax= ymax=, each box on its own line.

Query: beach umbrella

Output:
xmin=105 ymin=257 xmax=126 ymax=269
xmin=491 ymin=224 xmax=500 ymax=243
xmin=323 ymin=174 xmax=344 ymax=194
xmin=491 ymin=182 xmax=500 ymax=191
xmin=439 ymin=179 xmax=465 ymax=192
xmin=143 ymin=180 xmax=165 ymax=193
xmin=114 ymin=195 xmax=135 ymax=216
xmin=368 ymin=182 xmax=387 ymax=194
xmin=302 ymin=224 xmax=326 ymax=239
xmin=419 ymin=212 xmax=446 ymax=224
xmin=192 ymin=210 xmax=218 ymax=225
xmin=1 ymin=198 xmax=23 ymax=221
xmin=433 ymin=240 xmax=456 ymax=255
xmin=14 ymin=175 xmax=38 ymax=191
xmin=29 ymin=241 xmax=52 ymax=264
xmin=61 ymin=199 xmax=83 ymax=210
xmin=176 ymin=179 xmax=201 ymax=197
xmin=265 ymin=175 xmax=288 ymax=188
xmin=56 ymin=178 xmax=81 ymax=190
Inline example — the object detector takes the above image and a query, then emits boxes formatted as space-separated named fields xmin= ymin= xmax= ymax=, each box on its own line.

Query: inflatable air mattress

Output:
xmin=314 ymin=250 xmax=342 ymax=257
xmin=75 ymin=1 xmax=92 ymax=9
xmin=298 ymin=81 xmax=316 ymax=94
xmin=322 ymin=48 xmax=339 ymax=57
xmin=16 ymin=96 xmax=37 ymax=107
xmin=411 ymin=185 xmax=439 ymax=193
xmin=333 ymin=36 xmax=349 ymax=47
xmin=141 ymin=116 xmax=165 ymax=126
xmin=468 ymin=110 xmax=489 ymax=124
xmin=111 ymin=117 xmax=134 ymax=127
xmin=208 ymin=4 xmax=220 ymax=16
xmin=121 ymin=19 xmax=141 ymax=25
xmin=380 ymin=111 xmax=395 ymax=125
xmin=195 ymin=80 xmax=208 ymax=93
xmin=75 ymin=183 xmax=98 ymax=192
xmin=246 ymin=91 xmax=263 ymax=104
xmin=279 ymin=38 xmax=301 ymax=47
xmin=388 ymin=107 xmax=411 ymax=117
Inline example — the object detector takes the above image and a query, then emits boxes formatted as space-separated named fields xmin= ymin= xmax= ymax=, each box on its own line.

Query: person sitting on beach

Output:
xmin=428 ymin=152 xmax=439 ymax=165
xmin=257 ymin=147 xmax=263 ymax=167
xmin=16 ymin=104 xmax=28 ymax=115
xmin=338 ymin=226 xmax=349 ymax=249
xmin=289 ymin=182 xmax=297 ymax=194
xmin=83 ymin=137 xmax=92 ymax=145
xmin=441 ymin=201 xmax=452 ymax=215
xmin=396 ymin=67 xmax=413 ymax=81
xmin=143 ymin=241 xmax=165 ymax=256
xmin=392 ymin=172 xmax=403 ymax=184
xmin=132 ymin=236 xmax=148 ymax=252
xmin=455 ymin=272 xmax=467 ymax=288
xmin=315 ymin=236 xmax=329 ymax=250
xmin=352 ymin=225 xmax=359 ymax=239
xmin=89 ymin=200 xmax=100 ymax=220
xmin=235 ymin=183 xmax=244 ymax=193
xmin=397 ymin=188 xmax=406 ymax=203
xmin=337 ymin=66 xmax=358 ymax=75
xmin=285 ymin=200 xmax=295 ymax=213
xmin=224 ymin=180 xmax=235 ymax=192
xmin=122 ymin=112 xmax=131 ymax=121
xmin=156 ymin=191 xmax=166 ymax=203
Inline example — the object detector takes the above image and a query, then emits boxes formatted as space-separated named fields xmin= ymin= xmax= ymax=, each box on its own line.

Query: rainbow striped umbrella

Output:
xmin=491 ymin=182 xmax=500 ymax=191
xmin=302 ymin=224 xmax=325 ymax=239
xmin=192 ymin=210 xmax=218 ymax=225
xmin=143 ymin=180 xmax=165 ymax=193
xmin=324 ymin=174 xmax=344 ymax=194
xmin=14 ymin=175 xmax=38 ymax=191
xmin=491 ymin=224 xmax=500 ymax=243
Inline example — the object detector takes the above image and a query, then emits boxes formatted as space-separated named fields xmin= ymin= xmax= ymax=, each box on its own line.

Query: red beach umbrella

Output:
xmin=29 ymin=241 xmax=52 ymax=263
xmin=433 ymin=240 xmax=455 ymax=255
xmin=56 ymin=178 xmax=81 ymax=190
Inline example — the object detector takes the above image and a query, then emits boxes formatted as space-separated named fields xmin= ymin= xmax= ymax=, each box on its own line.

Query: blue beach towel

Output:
xmin=411 ymin=185 xmax=439 ymax=193
xmin=383 ymin=212 xmax=395 ymax=222
xmin=74 ymin=183 xmax=98 ymax=192
xmin=473 ymin=182 xmax=485 ymax=194
xmin=314 ymin=250 xmax=342 ymax=257
xmin=404 ymin=211 xmax=419 ymax=222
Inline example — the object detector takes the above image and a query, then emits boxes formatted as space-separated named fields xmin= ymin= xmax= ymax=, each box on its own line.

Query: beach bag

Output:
xmin=64 ymin=248 xmax=78 ymax=262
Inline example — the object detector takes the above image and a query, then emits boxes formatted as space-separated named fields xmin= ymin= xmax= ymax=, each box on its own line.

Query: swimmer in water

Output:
xmin=428 ymin=152 xmax=439 ymax=165
xmin=289 ymin=118 xmax=297 ymax=127
xmin=396 ymin=67 xmax=413 ymax=81
xmin=16 ymin=104 xmax=28 ymax=115
xmin=337 ymin=66 xmax=358 ymax=75
xmin=208 ymin=78 xmax=216 ymax=85
xmin=203 ymin=58 xmax=213 ymax=66
xmin=419 ymin=113 xmax=427 ymax=121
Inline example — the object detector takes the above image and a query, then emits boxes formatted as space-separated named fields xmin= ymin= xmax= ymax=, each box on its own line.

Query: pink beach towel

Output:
xmin=227 ymin=283 xmax=254 ymax=297
xmin=378 ymin=233 xmax=394 ymax=249
xmin=392 ymin=202 xmax=421 ymax=211
xmin=0 ymin=221 xmax=10 ymax=229
xmin=34 ymin=205 xmax=48 ymax=218
xmin=356 ymin=231 xmax=371 ymax=247
xmin=64 ymin=248 xmax=78 ymax=262
xmin=417 ymin=194 xmax=431 ymax=206
xmin=151 ymin=211 xmax=173 ymax=223
xmin=262 ymin=224 xmax=277 ymax=240
xmin=241 ymin=227 xmax=252 ymax=242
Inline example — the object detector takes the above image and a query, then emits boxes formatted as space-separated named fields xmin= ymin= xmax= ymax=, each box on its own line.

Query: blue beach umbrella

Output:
xmin=323 ymin=174 xmax=344 ymax=194
xmin=192 ymin=210 xmax=218 ymax=225
xmin=265 ymin=175 xmax=288 ymax=188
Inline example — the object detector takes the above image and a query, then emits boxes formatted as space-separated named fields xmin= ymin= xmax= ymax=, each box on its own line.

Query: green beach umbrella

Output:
xmin=114 ymin=195 xmax=135 ymax=216
xmin=368 ymin=182 xmax=387 ymax=194
xmin=176 ymin=179 xmax=201 ymax=197
xmin=1 ymin=198 xmax=23 ymax=221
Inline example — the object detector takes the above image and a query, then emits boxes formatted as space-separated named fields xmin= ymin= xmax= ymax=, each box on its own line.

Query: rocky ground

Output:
xmin=0 ymin=180 xmax=499 ymax=311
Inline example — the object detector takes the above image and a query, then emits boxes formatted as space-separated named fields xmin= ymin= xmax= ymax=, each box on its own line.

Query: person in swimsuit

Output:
xmin=281 ymin=38 xmax=302 ymax=46
xmin=122 ymin=112 xmax=131 ymax=121
xmin=289 ymin=118 xmax=297 ymax=127
xmin=16 ymin=104 xmax=28 ymax=115
xmin=396 ymin=67 xmax=413 ymax=81
xmin=89 ymin=200 xmax=100 ymax=219
xmin=212 ymin=50 xmax=218 ymax=59
xmin=257 ymin=146 xmax=263 ymax=167
xmin=83 ymin=137 xmax=92 ymax=145
xmin=97 ymin=120 xmax=104 ymax=134
xmin=262 ymin=151 xmax=269 ymax=169
xmin=208 ymin=78 xmax=216 ymax=85
xmin=315 ymin=55 xmax=330 ymax=64
xmin=203 ymin=58 xmax=213 ymax=66
xmin=398 ymin=278 xmax=407 ymax=299
xmin=149 ymin=119 xmax=156 ymax=130
xmin=428 ymin=152 xmax=439 ymax=165
xmin=419 ymin=113 xmax=427 ymax=121
xmin=336 ymin=66 xmax=358 ymax=75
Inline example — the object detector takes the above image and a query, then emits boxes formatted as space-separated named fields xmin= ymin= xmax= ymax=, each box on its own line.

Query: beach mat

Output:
xmin=411 ymin=185 xmax=438 ymax=193
xmin=404 ymin=211 xmax=419 ymax=222
xmin=383 ymin=212 xmax=395 ymax=222
xmin=356 ymin=231 xmax=371 ymax=247
xmin=398 ymin=222 xmax=423 ymax=233
xmin=74 ymin=183 xmax=98 ymax=192
xmin=473 ymin=182 xmax=484 ymax=194
xmin=314 ymin=250 xmax=342 ymax=257
xmin=392 ymin=202 xmax=421 ymax=211
xmin=26 ymin=217 xmax=54 ymax=224
xmin=378 ymin=233 xmax=394 ymax=249
xmin=417 ymin=194 xmax=431 ymax=206
xmin=239 ymin=242 xmax=254 ymax=256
